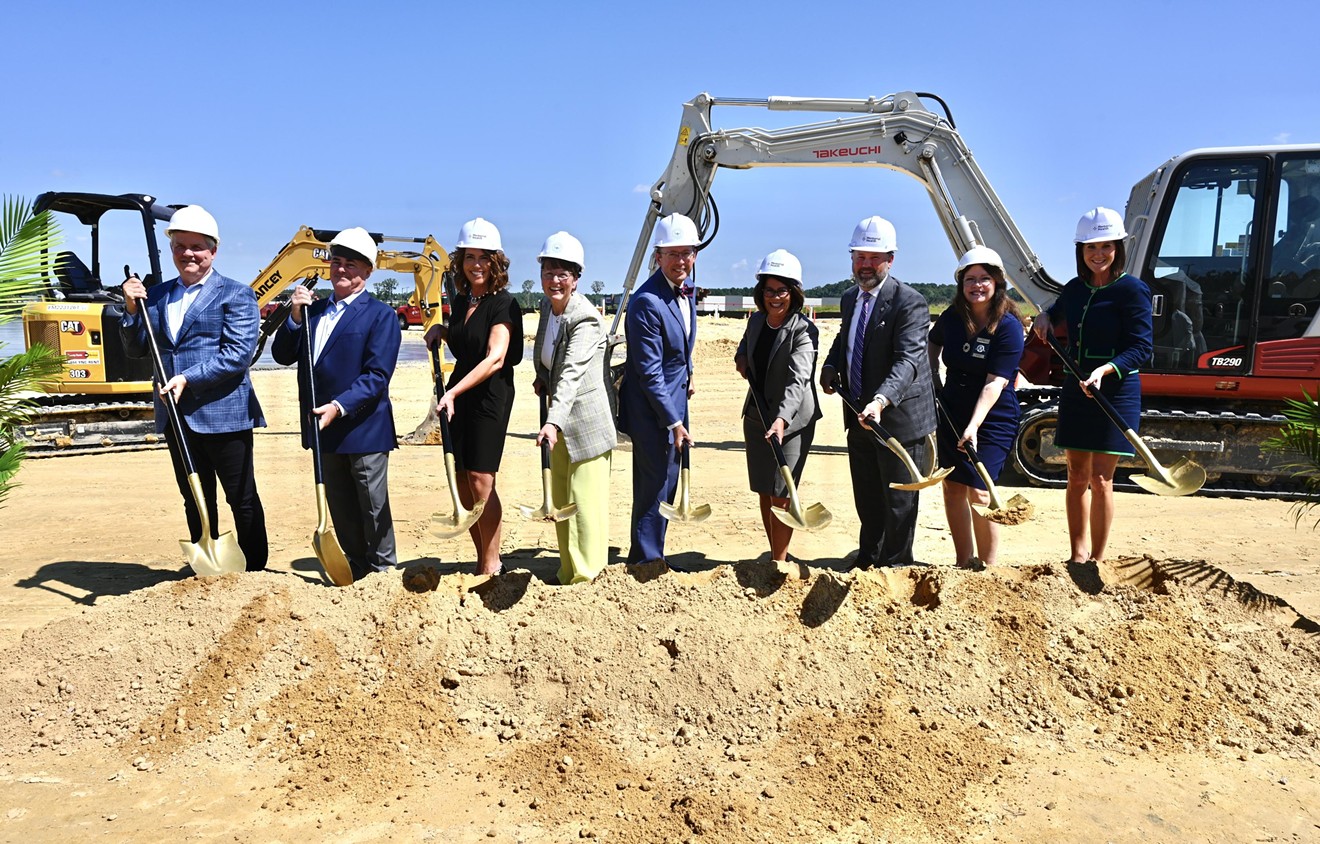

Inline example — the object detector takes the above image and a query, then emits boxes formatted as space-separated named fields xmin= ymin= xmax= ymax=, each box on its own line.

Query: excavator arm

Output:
xmin=618 ymin=91 xmax=1063 ymax=317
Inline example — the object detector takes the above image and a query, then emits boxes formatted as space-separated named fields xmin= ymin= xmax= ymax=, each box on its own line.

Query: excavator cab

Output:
xmin=21 ymin=192 xmax=172 ymax=400
xmin=1133 ymin=152 xmax=1320 ymax=382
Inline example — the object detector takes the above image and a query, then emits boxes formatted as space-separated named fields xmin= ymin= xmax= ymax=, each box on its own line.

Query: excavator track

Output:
xmin=1010 ymin=387 xmax=1312 ymax=500
xmin=16 ymin=396 xmax=164 ymax=457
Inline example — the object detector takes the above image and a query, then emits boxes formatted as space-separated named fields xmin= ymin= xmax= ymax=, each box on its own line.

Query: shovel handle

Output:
xmin=129 ymin=266 xmax=197 ymax=478
xmin=430 ymin=345 xmax=458 ymax=457
xmin=303 ymin=313 xmax=327 ymax=486
xmin=537 ymin=390 xmax=553 ymax=470
xmin=748 ymin=387 xmax=791 ymax=468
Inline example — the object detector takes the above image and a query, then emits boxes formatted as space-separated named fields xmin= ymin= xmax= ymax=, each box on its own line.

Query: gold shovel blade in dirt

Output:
xmin=971 ymin=493 xmax=1035 ymax=526
xmin=179 ymin=473 xmax=246 ymax=577
xmin=659 ymin=467 xmax=712 ymax=523
xmin=965 ymin=450 xmax=1034 ymax=526
xmin=312 ymin=483 xmax=353 ymax=586
xmin=1129 ymin=453 xmax=1207 ymax=498
xmin=769 ymin=465 xmax=832 ymax=531
xmin=430 ymin=452 xmax=486 ymax=537
xmin=519 ymin=467 xmax=577 ymax=522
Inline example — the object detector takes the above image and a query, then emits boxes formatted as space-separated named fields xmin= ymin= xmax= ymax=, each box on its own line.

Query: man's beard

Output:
xmin=853 ymin=269 xmax=887 ymax=290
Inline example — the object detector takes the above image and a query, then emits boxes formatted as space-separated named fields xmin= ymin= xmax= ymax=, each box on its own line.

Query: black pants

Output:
xmin=166 ymin=426 xmax=268 ymax=571
xmin=846 ymin=425 xmax=927 ymax=568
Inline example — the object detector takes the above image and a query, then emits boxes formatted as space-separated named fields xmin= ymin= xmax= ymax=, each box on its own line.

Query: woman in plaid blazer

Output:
xmin=532 ymin=233 xmax=616 ymax=583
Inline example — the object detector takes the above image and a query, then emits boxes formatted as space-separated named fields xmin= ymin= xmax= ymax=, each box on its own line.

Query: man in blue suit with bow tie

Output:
xmin=121 ymin=205 xmax=269 ymax=571
xmin=618 ymin=213 xmax=700 ymax=566
xmin=272 ymin=227 xmax=402 ymax=581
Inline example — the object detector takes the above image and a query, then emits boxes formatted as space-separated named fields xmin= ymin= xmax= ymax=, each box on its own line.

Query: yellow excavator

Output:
xmin=17 ymin=191 xmax=449 ymax=455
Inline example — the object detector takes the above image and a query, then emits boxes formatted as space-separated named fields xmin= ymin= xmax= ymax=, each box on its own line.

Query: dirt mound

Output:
xmin=1 ymin=557 xmax=1317 ymax=841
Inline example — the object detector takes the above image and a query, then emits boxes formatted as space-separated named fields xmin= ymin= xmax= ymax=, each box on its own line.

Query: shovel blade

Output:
xmin=658 ymin=500 xmax=712 ymax=523
xmin=771 ymin=501 xmax=833 ymax=532
xmin=312 ymin=528 xmax=354 ymax=586
xmin=890 ymin=465 xmax=953 ymax=491
xmin=181 ymin=530 xmax=246 ymax=577
xmin=430 ymin=499 xmax=485 ymax=538
xmin=1131 ymin=456 xmax=1206 ymax=497
xmin=971 ymin=493 xmax=1035 ymax=526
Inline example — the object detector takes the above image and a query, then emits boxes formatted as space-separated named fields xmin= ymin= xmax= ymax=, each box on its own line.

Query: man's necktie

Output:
xmin=849 ymin=291 xmax=872 ymax=401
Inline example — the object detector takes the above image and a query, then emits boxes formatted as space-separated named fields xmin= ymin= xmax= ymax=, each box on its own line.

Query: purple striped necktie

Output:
xmin=849 ymin=291 xmax=872 ymax=400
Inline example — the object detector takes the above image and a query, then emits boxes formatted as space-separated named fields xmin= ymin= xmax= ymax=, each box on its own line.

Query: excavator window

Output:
xmin=54 ymin=251 xmax=100 ymax=297
xmin=1261 ymin=157 xmax=1320 ymax=341
xmin=1141 ymin=158 xmax=1265 ymax=373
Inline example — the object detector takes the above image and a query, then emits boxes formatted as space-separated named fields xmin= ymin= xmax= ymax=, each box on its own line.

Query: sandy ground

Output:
xmin=0 ymin=315 xmax=1318 ymax=843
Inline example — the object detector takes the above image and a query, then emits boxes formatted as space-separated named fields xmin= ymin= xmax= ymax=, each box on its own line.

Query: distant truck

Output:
xmin=397 ymin=301 xmax=447 ymax=329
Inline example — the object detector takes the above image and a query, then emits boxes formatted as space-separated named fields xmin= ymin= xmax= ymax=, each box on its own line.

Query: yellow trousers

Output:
xmin=550 ymin=443 xmax=611 ymax=584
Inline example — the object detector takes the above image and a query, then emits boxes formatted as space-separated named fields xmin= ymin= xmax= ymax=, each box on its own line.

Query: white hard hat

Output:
xmin=456 ymin=217 xmax=503 ymax=251
xmin=165 ymin=205 xmax=220 ymax=244
xmin=330 ymin=227 xmax=378 ymax=266
xmin=756 ymin=249 xmax=802 ymax=285
xmin=849 ymin=216 xmax=897 ymax=253
xmin=1074 ymin=207 xmax=1126 ymax=244
xmin=653 ymin=213 xmax=700 ymax=248
xmin=954 ymin=246 xmax=1005 ymax=282
xmin=538 ymin=231 xmax=585 ymax=268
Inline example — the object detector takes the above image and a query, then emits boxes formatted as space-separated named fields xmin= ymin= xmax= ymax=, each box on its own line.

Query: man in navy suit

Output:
xmin=272 ymin=227 xmax=402 ymax=581
xmin=617 ymin=213 xmax=699 ymax=565
xmin=617 ymin=213 xmax=702 ymax=565
xmin=821 ymin=216 xmax=936 ymax=568
xmin=121 ymin=205 xmax=269 ymax=571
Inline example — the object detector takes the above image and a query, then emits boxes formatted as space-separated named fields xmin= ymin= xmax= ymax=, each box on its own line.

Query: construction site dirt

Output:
xmin=1 ymin=315 xmax=1317 ymax=843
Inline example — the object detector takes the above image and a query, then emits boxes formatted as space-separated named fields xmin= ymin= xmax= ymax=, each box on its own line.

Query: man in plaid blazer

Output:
xmin=121 ymin=206 xmax=268 ymax=571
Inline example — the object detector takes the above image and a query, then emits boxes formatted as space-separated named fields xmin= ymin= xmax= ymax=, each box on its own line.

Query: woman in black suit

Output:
xmin=734 ymin=250 xmax=822 ymax=564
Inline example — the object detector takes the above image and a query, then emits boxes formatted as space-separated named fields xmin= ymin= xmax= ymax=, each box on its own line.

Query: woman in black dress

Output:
xmin=1031 ymin=207 xmax=1152 ymax=564
xmin=426 ymin=217 xmax=523 ymax=574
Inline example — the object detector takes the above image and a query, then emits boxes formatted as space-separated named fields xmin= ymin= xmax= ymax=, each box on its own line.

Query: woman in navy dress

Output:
xmin=928 ymin=246 xmax=1024 ymax=568
xmin=425 ymin=218 xmax=523 ymax=576
xmin=1032 ymin=207 xmax=1152 ymax=564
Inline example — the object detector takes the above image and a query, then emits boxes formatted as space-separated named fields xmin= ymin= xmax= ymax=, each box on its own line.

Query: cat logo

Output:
xmin=60 ymin=320 xmax=86 ymax=335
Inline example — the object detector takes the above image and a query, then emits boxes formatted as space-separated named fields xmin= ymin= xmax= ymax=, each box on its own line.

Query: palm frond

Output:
xmin=1263 ymin=388 xmax=1320 ymax=529
xmin=0 ymin=195 xmax=62 ymax=323
xmin=0 ymin=442 xmax=28 ymax=506
xmin=0 ymin=343 xmax=64 ymax=430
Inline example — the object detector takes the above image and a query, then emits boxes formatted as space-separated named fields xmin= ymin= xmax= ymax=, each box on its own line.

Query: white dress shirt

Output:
xmin=166 ymin=269 xmax=214 ymax=340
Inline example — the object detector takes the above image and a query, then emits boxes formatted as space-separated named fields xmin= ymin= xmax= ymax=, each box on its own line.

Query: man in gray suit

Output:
xmin=821 ymin=216 xmax=935 ymax=568
xmin=121 ymin=205 xmax=268 ymax=571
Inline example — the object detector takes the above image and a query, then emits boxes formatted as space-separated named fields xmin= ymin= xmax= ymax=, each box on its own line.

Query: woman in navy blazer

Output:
xmin=1032 ymin=208 xmax=1153 ymax=564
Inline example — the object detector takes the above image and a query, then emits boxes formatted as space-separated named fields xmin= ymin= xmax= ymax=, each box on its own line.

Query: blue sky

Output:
xmin=3 ymin=0 xmax=1315 ymax=297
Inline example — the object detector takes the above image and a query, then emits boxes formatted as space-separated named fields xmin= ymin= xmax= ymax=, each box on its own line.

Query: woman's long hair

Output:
xmin=952 ymin=262 xmax=1021 ymax=336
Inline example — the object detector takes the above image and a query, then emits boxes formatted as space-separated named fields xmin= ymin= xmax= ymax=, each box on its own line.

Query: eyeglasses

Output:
xmin=763 ymin=287 xmax=791 ymax=298
xmin=658 ymin=248 xmax=695 ymax=261
xmin=541 ymin=270 xmax=576 ymax=281
xmin=171 ymin=242 xmax=212 ymax=255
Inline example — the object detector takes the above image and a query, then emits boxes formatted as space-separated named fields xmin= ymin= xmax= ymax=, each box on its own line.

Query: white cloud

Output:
xmin=633 ymin=184 xmax=650 ymax=194
xmin=730 ymin=258 xmax=749 ymax=272
xmin=1274 ymin=132 xmax=1292 ymax=144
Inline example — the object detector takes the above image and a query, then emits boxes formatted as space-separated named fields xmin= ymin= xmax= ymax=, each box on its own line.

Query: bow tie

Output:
xmin=676 ymin=285 xmax=691 ymax=297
